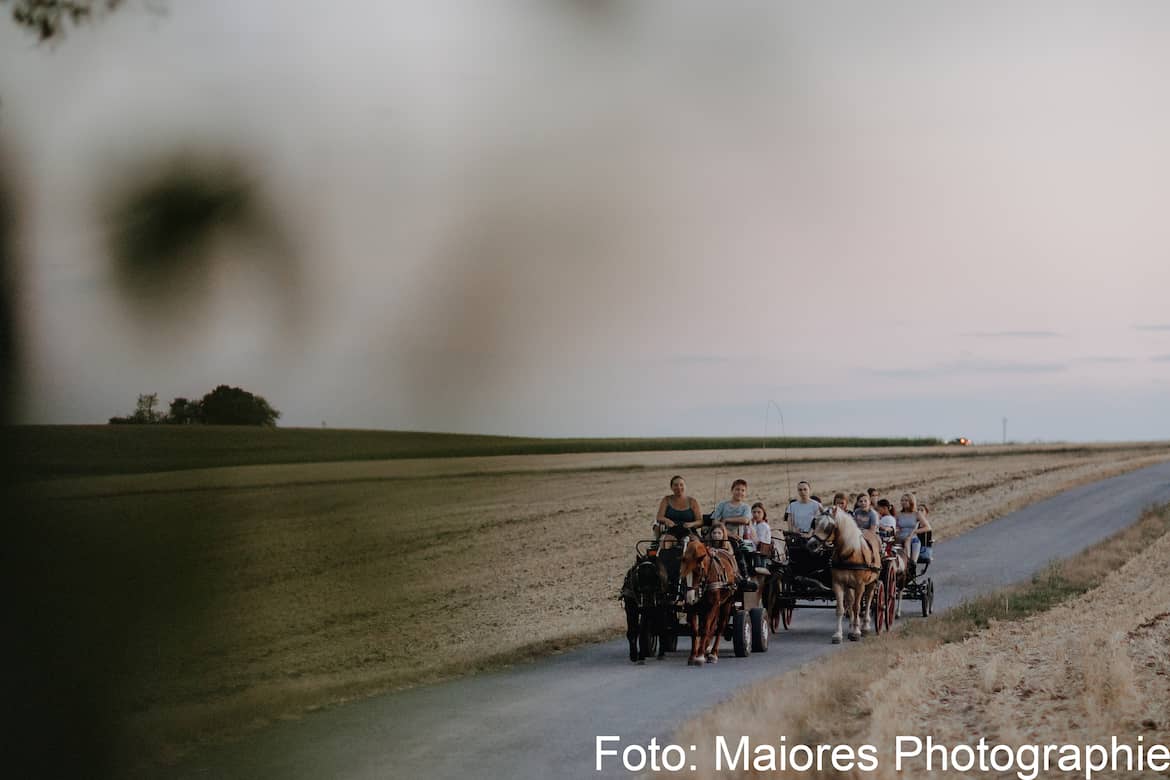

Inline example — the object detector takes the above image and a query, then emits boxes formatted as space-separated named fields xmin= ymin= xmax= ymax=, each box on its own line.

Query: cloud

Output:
xmin=874 ymin=359 xmax=1067 ymax=378
xmin=1150 ymin=354 xmax=1170 ymax=363
xmin=962 ymin=330 xmax=1062 ymax=339
xmin=1134 ymin=324 xmax=1170 ymax=332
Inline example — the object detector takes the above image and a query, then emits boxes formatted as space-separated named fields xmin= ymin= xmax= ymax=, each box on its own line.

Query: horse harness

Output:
xmin=685 ymin=546 xmax=737 ymax=600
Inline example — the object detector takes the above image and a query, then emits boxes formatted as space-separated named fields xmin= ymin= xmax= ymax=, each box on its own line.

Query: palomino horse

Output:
xmin=808 ymin=507 xmax=882 ymax=643
xmin=680 ymin=540 xmax=738 ymax=666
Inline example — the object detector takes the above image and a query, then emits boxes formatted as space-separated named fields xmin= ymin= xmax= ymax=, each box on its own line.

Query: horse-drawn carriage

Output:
xmin=761 ymin=509 xmax=937 ymax=642
xmin=760 ymin=526 xmax=895 ymax=636
xmin=622 ymin=533 xmax=770 ymax=665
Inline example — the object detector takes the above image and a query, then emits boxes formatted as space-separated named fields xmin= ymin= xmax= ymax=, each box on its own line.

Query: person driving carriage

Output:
xmin=654 ymin=475 xmax=702 ymax=549
xmin=784 ymin=480 xmax=821 ymax=535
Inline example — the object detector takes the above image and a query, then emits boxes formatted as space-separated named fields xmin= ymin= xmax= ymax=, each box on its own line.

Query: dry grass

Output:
xmin=671 ymin=503 xmax=1170 ymax=779
xmin=12 ymin=442 xmax=1170 ymax=771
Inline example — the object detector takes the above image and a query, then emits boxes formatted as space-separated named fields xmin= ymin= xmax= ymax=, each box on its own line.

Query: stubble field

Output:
xmin=11 ymin=436 xmax=1170 ymax=768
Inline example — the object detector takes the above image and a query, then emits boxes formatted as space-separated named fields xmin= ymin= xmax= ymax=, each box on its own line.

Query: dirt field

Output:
xmin=14 ymin=442 xmax=1170 ymax=768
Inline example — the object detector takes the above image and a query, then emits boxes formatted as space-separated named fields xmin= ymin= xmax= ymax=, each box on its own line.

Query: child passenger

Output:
xmin=710 ymin=479 xmax=753 ymax=579
xmin=749 ymin=502 xmax=772 ymax=575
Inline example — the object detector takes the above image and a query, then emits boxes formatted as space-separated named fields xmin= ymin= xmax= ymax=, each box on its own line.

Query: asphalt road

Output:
xmin=171 ymin=461 xmax=1170 ymax=779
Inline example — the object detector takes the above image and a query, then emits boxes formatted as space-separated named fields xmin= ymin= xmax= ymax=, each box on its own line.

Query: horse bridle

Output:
xmin=684 ymin=542 xmax=733 ymax=600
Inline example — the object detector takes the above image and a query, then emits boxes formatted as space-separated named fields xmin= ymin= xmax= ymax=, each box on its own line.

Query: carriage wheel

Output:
xmin=922 ymin=579 xmax=934 ymax=617
xmin=780 ymin=600 xmax=794 ymax=630
xmin=870 ymin=580 xmax=884 ymax=634
xmin=638 ymin=618 xmax=658 ymax=660
xmin=732 ymin=610 xmax=751 ymax=657
xmin=749 ymin=607 xmax=769 ymax=653
xmin=884 ymin=567 xmax=898 ymax=627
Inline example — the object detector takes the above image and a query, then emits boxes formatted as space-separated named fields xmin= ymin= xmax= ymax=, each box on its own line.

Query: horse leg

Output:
xmin=625 ymin=600 xmax=640 ymax=663
xmin=688 ymin=608 xmax=704 ymax=666
xmin=655 ymin=605 xmax=668 ymax=660
xmin=832 ymin=581 xmax=845 ymax=644
xmin=848 ymin=583 xmax=863 ymax=641
xmin=860 ymin=581 xmax=874 ymax=636
xmin=707 ymin=597 xmax=731 ymax=664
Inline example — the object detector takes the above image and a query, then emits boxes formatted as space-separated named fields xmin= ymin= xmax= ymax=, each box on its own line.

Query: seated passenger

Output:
xmin=654 ymin=475 xmax=702 ymax=550
xmin=875 ymin=498 xmax=897 ymax=541
xmin=784 ymin=480 xmax=822 ymax=536
xmin=853 ymin=493 xmax=880 ymax=532
xmin=710 ymin=479 xmax=753 ymax=578
xmin=749 ymin=502 xmax=773 ymax=574
xmin=896 ymin=493 xmax=931 ymax=564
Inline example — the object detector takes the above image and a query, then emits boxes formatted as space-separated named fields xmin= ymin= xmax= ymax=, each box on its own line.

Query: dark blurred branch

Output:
xmin=3 ymin=0 xmax=124 ymax=41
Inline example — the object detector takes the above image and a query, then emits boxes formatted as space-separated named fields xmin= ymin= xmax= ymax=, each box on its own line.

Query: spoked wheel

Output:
xmin=779 ymin=599 xmax=793 ymax=630
xmin=749 ymin=607 xmax=769 ymax=652
xmin=884 ymin=567 xmax=898 ymax=627
xmin=872 ymin=580 xmax=886 ymax=634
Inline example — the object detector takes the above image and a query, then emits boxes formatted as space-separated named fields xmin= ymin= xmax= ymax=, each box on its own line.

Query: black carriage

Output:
xmin=761 ymin=530 xmax=839 ymax=631
xmin=621 ymin=536 xmax=770 ymax=663
xmin=898 ymin=531 xmax=936 ymax=617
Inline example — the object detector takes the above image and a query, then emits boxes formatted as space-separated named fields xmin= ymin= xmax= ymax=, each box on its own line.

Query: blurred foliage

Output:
xmin=3 ymin=0 xmax=123 ymax=41
xmin=104 ymin=155 xmax=256 ymax=302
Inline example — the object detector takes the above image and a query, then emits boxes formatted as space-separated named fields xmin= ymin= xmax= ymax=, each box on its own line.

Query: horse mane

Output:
xmin=681 ymin=540 xmax=707 ymax=577
xmin=825 ymin=506 xmax=862 ymax=558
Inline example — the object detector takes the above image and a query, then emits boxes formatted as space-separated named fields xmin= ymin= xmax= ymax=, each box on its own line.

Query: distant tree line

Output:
xmin=109 ymin=385 xmax=280 ymax=426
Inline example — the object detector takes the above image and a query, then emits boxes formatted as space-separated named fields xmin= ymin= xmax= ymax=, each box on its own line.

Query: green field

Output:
xmin=2 ymin=425 xmax=943 ymax=481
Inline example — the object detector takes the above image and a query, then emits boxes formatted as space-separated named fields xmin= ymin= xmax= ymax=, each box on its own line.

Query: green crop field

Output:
xmin=2 ymin=425 xmax=942 ymax=481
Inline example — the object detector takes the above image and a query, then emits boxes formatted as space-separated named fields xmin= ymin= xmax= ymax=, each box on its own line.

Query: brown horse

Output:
xmin=680 ymin=540 xmax=738 ymax=666
xmin=808 ymin=507 xmax=882 ymax=643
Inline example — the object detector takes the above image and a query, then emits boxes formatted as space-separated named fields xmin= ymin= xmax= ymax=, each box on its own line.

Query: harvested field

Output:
xmin=11 ymin=440 xmax=1170 ymax=768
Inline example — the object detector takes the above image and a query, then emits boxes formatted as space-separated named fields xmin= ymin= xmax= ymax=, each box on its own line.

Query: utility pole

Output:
xmin=1002 ymin=417 xmax=1007 ymax=445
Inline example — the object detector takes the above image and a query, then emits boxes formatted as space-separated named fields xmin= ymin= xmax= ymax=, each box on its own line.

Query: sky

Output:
xmin=1 ymin=1 xmax=1169 ymax=441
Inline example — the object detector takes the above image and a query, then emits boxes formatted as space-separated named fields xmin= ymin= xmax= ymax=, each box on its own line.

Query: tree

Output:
xmin=167 ymin=396 xmax=200 ymax=425
xmin=132 ymin=391 xmax=161 ymax=423
xmin=198 ymin=384 xmax=280 ymax=426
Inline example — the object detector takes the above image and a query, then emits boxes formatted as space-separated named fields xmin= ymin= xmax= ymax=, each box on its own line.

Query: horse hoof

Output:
xmin=832 ymin=636 xmax=842 ymax=644
xmin=848 ymin=633 xmax=861 ymax=641
xmin=656 ymin=654 xmax=666 ymax=661
xmin=637 ymin=659 xmax=646 ymax=665
xmin=706 ymin=655 xmax=718 ymax=665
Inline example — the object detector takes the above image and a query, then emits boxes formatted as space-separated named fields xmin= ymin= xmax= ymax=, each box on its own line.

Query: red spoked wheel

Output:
xmin=872 ymin=580 xmax=887 ymax=634
xmin=779 ymin=600 xmax=794 ymax=630
xmin=883 ymin=565 xmax=898 ymax=627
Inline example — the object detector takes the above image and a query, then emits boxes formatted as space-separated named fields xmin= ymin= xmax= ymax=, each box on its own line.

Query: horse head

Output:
xmin=807 ymin=507 xmax=839 ymax=554
xmin=680 ymin=540 xmax=708 ymax=579
xmin=634 ymin=555 xmax=667 ymax=592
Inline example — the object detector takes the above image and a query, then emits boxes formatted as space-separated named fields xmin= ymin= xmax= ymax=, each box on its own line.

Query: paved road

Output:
xmin=172 ymin=462 xmax=1170 ymax=779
